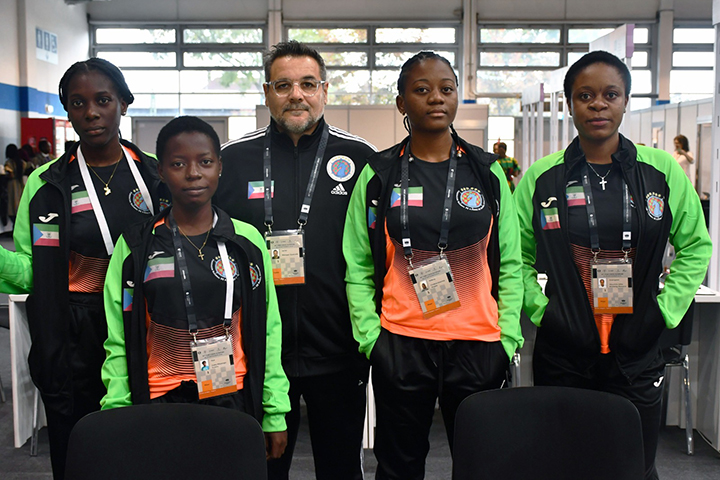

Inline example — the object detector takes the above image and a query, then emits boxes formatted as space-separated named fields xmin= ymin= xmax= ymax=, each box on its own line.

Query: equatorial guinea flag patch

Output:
xmin=540 ymin=207 xmax=560 ymax=230
xmin=33 ymin=224 xmax=60 ymax=246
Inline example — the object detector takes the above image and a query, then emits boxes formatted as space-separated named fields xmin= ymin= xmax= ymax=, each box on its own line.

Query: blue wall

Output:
xmin=0 ymin=82 xmax=64 ymax=115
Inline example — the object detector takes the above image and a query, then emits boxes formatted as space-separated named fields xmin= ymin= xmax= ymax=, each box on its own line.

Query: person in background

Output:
xmin=672 ymin=134 xmax=695 ymax=186
xmin=343 ymin=51 xmax=523 ymax=479
xmin=215 ymin=40 xmax=375 ymax=480
xmin=493 ymin=141 xmax=520 ymax=192
xmin=32 ymin=139 xmax=54 ymax=168
xmin=0 ymin=58 xmax=168 ymax=479
xmin=101 ymin=115 xmax=290 ymax=460
xmin=4 ymin=143 xmax=26 ymax=223
xmin=515 ymin=51 xmax=712 ymax=480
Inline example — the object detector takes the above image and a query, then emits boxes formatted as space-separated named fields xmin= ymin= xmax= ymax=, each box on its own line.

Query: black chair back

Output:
xmin=65 ymin=403 xmax=267 ymax=480
xmin=452 ymin=386 xmax=644 ymax=480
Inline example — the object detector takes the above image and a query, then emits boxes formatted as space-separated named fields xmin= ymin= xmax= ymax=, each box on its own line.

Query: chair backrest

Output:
xmin=65 ymin=403 xmax=267 ymax=480
xmin=452 ymin=386 xmax=644 ymax=480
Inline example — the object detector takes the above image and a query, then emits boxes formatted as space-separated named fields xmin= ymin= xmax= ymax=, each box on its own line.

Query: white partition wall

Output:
xmin=521 ymin=83 xmax=544 ymax=170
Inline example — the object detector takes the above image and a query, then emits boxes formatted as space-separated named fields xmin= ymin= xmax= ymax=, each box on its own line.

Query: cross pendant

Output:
xmin=599 ymin=178 xmax=607 ymax=191
xmin=198 ymin=252 xmax=205 ymax=260
xmin=104 ymin=186 xmax=111 ymax=196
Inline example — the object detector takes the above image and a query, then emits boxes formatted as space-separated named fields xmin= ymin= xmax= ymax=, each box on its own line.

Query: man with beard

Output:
xmin=215 ymin=40 xmax=375 ymax=480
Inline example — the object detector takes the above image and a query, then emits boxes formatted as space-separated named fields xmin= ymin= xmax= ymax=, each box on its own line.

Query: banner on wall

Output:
xmin=36 ymin=27 xmax=58 ymax=65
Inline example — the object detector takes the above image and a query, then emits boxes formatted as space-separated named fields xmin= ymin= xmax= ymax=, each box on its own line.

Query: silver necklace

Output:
xmin=586 ymin=162 xmax=613 ymax=191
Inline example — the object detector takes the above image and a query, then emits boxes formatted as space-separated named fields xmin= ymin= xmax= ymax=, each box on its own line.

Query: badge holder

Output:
xmin=191 ymin=328 xmax=238 ymax=400
xmin=591 ymin=253 xmax=633 ymax=314
xmin=266 ymin=229 xmax=306 ymax=285
xmin=408 ymin=253 xmax=461 ymax=318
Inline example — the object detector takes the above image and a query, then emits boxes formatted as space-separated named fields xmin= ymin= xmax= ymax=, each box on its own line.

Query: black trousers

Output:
xmin=267 ymin=368 xmax=368 ymax=480
xmin=534 ymin=346 xmax=666 ymax=480
xmin=45 ymin=293 xmax=107 ymax=480
xmin=371 ymin=329 xmax=509 ymax=480
xmin=151 ymin=380 xmax=246 ymax=411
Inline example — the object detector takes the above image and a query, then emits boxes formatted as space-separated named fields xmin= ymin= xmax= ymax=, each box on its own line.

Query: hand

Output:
xmin=265 ymin=430 xmax=288 ymax=460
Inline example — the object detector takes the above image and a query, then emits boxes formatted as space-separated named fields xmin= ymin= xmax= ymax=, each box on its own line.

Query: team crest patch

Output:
xmin=159 ymin=198 xmax=171 ymax=211
xmin=129 ymin=188 xmax=151 ymax=214
xmin=249 ymin=263 xmax=262 ymax=289
xmin=645 ymin=193 xmax=664 ymax=220
xmin=326 ymin=155 xmax=355 ymax=182
xmin=456 ymin=187 xmax=485 ymax=211
xmin=211 ymin=255 xmax=239 ymax=281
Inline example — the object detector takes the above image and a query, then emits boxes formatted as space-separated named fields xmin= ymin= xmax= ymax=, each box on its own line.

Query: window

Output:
xmin=286 ymin=25 xmax=460 ymax=105
xmin=476 ymin=24 xmax=653 ymax=115
xmin=91 ymin=24 xmax=266 ymax=121
xmin=670 ymin=25 xmax=713 ymax=102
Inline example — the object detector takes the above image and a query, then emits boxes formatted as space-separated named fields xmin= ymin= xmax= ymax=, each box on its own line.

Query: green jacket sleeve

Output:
xmin=514 ymin=156 xmax=553 ymax=327
xmin=490 ymin=161 xmax=525 ymax=360
xmin=100 ymin=235 xmax=133 ymax=410
xmin=232 ymin=220 xmax=290 ymax=432
xmin=643 ymin=148 xmax=713 ymax=328
xmin=343 ymin=164 xmax=381 ymax=359
xmin=0 ymin=168 xmax=46 ymax=293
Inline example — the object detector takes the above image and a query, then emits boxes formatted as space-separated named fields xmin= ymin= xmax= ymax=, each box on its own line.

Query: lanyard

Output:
xmin=76 ymin=145 xmax=155 ymax=255
xmin=400 ymin=140 xmax=459 ymax=262
xmin=262 ymin=123 xmax=329 ymax=232
xmin=167 ymin=212 xmax=233 ymax=338
xmin=580 ymin=162 xmax=632 ymax=258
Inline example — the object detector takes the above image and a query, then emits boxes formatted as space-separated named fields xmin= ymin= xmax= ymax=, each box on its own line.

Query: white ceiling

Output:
xmin=86 ymin=0 xmax=712 ymax=23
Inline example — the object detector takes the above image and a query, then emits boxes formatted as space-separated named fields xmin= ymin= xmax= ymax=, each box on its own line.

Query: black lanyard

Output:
xmin=262 ymin=123 xmax=329 ymax=232
xmin=400 ymin=140 xmax=459 ymax=261
xmin=167 ymin=213 xmax=230 ymax=338
xmin=581 ymin=162 xmax=632 ymax=256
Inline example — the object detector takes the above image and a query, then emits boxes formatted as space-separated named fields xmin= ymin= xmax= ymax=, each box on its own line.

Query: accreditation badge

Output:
xmin=191 ymin=335 xmax=238 ymax=400
xmin=408 ymin=255 xmax=461 ymax=318
xmin=591 ymin=258 xmax=633 ymax=314
xmin=266 ymin=229 xmax=305 ymax=285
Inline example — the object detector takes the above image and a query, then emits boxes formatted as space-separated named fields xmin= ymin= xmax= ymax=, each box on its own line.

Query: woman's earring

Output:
xmin=403 ymin=115 xmax=411 ymax=134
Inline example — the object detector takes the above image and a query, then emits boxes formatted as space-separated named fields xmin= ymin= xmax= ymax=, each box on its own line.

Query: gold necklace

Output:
xmin=178 ymin=226 xmax=212 ymax=260
xmin=86 ymin=157 xmax=122 ymax=196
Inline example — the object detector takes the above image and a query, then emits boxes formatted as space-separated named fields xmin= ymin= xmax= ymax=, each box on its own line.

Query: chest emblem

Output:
xmin=327 ymin=155 xmax=355 ymax=182
xmin=249 ymin=263 xmax=262 ymax=289
xmin=645 ymin=193 xmax=664 ymax=221
xmin=248 ymin=181 xmax=274 ymax=200
xmin=390 ymin=187 xmax=423 ymax=208
xmin=33 ymin=223 xmax=59 ymax=247
xmin=129 ymin=188 xmax=151 ymax=214
xmin=566 ymin=186 xmax=585 ymax=207
xmin=456 ymin=187 xmax=485 ymax=211
xmin=212 ymin=256 xmax=239 ymax=281
xmin=144 ymin=256 xmax=175 ymax=282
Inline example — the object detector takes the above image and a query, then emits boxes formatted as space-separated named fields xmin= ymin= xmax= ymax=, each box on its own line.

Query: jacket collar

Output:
xmin=269 ymin=115 xmax=327 ymax=150
xmin=564 ymin=134 xmax=637 ymax=172
xmin=150 ymin=206 xmax=237 ymax=244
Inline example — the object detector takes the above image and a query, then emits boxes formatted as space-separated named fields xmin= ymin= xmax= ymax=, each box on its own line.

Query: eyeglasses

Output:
xmin=265 ymin=79 xmax=326 ymax=97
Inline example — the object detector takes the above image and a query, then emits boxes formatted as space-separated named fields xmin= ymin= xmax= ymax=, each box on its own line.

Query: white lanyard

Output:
xmin=76 ymin=145 xmax=155 ymax=255
xmin=217 ymin=238 xmax=233 ymax=321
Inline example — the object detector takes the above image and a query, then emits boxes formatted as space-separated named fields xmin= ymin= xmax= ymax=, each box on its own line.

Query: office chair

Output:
xmin=64 ymin=403 xmax=267 ymax=480
xmin=452 ymin=386 xmax=644 ymax=480
xmin=660 ymin=300 xmax=695 ymax=455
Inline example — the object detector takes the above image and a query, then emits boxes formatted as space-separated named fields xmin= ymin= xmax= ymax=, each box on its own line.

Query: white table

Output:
xmin=9 ymin=294 xmax=46 ymax=448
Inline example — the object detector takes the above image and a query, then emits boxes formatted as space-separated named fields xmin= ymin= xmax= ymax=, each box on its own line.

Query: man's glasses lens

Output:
xmin=269 ymin=80 xmax=323 ymax=97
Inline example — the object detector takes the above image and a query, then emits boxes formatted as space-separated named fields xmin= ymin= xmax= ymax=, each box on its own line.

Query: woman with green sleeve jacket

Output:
xmin=343 ymin=52 xmax=523 ymax=480
xmin=101 ymin=116 xmax=289 ymax=459
xmin=514 ymin=51 xmax=712 ymax=480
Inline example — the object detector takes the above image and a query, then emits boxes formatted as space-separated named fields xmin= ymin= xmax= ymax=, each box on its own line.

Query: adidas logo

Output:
xmin=331 ymin=184 xmax=348 ymax=195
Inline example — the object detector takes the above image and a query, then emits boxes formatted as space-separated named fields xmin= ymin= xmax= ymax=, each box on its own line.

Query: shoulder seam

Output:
xmin=222 ymin=126 xmax=268 ymax=149
xmin=328 ymin=125 xmax=378 ymax=151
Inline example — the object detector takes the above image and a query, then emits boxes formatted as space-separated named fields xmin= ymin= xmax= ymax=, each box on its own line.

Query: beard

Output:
xmin=274 ymin=104 xmax=324 ymax=135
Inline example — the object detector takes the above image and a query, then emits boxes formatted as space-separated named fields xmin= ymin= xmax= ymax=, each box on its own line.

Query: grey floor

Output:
xmin=0 ymin=221 xmax=718 ymax=479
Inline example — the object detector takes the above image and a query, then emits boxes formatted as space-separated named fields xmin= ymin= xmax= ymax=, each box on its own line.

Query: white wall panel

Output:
xmin=88 ymin=0 xmax=267 ymax=22
xmin=0 ymin=0 xmax=19 ymax=85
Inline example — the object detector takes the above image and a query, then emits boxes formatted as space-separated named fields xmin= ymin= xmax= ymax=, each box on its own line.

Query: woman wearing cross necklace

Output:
xmin=0 ymin=58 xmax=169 ymax=479
xmin=515 ymin=51 xmax=711 ymax=479
xmin=101 ymin=116 xmax=289 ymax=461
